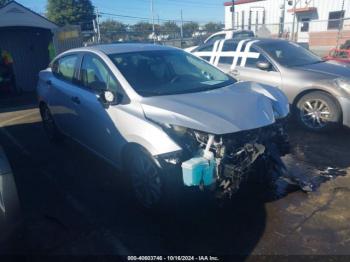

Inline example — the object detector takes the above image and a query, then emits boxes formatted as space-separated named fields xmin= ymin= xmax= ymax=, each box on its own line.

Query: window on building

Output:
xmin=328 ymin=10 xmax=345 ymax=30
xmin=301 ymin=18 xmax=310 ymax=32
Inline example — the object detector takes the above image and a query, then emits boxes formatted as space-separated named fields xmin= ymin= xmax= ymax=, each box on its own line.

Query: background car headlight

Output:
xmin=334 ymin=78 xmax=350 ymax=94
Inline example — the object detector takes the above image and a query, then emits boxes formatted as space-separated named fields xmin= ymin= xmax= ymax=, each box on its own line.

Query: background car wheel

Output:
xmin=296 ymin=91 xmax=341 ymax=132
xmin=126 ymin=147 xmax=163 ymax=209
xmin=40 ymin=105 xmax=63 ymax=142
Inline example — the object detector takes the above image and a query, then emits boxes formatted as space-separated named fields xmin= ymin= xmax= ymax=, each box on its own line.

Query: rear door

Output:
xmin=49 ymin=53 xmax=83 ymax=138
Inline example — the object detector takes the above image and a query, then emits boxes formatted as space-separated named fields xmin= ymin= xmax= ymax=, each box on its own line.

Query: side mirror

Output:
xmin=98 ymin=90 xmax=118 ymax=108
xmin=256 ymin=61 xmax=272 ymax=71
xmin=103 ymin=90 xmax=115 ymax=104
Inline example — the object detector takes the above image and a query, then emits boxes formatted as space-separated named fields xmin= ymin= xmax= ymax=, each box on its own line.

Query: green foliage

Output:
xmin=183 ymin=22 xmax=199 ymax=38
xmin=47 ymin=0 xmax=95 ymax=26
xmin=204 ymin=22 xmax=224 ymax=33
xmin=132 ymin=22 xmax=154 ymax=39
xmin=161 ymin=21 xmax=180 ymax=38
xmin=0 ymin=0 xmax=9 ymax=7
xmin=100 ymin=20 xmax=127 ymax=43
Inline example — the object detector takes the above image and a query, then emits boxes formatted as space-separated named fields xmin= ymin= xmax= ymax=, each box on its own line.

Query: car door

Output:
xmin=233 ymin=45 xmax=282 ymax=88
xmin=49 ymin=53 xmax=83 ymax=139
xmin=75 ymin=53 xmax=124 ymax=163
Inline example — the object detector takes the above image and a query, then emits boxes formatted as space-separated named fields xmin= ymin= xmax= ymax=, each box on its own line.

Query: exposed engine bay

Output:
xmin=158 ymin=120 xmax=290 ymax=198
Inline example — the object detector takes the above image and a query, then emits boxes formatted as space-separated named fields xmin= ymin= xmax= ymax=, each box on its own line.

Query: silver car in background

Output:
xmin=37 ymin=44 xmax=290 ymax=208
xmin=192 ymin=38 xmax=350 ymax=132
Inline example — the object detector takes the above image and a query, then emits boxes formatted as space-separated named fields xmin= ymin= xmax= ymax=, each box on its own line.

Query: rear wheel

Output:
xmin=126 ymin=147 xmax=163 ymax=209
xmin=296 ymin=91 xmax=341 ymax=132
xmin=40 ymin=104 xmax=63 ymax=142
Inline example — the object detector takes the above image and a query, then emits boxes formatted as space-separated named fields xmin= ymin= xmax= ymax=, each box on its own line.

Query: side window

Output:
xmin=206 ymin=34 xmax=225 ymax=45
xmin=219 ymin=42 xmax=238 ymax=65
xmin=245 ymin=47 xmax=268 ymax=69
xmin=196 ymin=44 xmax=214 ymax=62
xmin=80 ymin=54 xmax=119 ymax=92
xmin=232 ymin=31 xmax=254 ymax=39
xmin=54 ymin=55 xmax=78 ymax=82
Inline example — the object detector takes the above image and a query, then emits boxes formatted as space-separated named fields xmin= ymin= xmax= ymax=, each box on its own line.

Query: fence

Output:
xmin=96 ymin=18 xmax=350 ymax=56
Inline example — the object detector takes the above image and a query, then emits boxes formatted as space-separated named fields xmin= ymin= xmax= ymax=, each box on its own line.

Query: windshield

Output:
xmin=258 ymin=41 xmax=323 ymax=67
xmin=109 ymin=50 xmax=235 ymax=97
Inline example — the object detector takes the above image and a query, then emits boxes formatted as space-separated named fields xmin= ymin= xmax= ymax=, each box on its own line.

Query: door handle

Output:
xmin=71 ymin=96 xmax=81 ymax=104
xmin=230 ymin=69 xmax=240 ymax=77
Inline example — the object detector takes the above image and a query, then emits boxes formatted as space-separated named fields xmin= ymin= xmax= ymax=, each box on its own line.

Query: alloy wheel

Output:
xmin=300 ymin=99 xmax=332 ymax=129
xmin=130 ymin=153 xmax=162 ymax=208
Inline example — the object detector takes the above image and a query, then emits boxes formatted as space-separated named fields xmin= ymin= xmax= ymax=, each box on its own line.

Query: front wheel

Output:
xmin=40 ymin=105 xmax=63 ymax=142
xmin=296 ymin=91 xmax=341 ymax=132
xmin=126 ymin=147 xmax=163 ymax=209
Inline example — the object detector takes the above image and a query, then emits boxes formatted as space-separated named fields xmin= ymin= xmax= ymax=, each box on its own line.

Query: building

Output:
xmin=224 ymin=0 xmax=350 ymax=52
xmin=0 ymin=1 xmax=58 ymax=93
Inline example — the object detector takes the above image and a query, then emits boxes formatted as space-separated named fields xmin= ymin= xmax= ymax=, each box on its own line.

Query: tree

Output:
xmin=0 ymin=0 xmax=9 ymax=7
xmin=132 ymin=22 xmax=153 ymax=40
xmin=204 ymin=22 xmax=224 ymax=33
xmin=161 ymin=21 xmax=180 ymax=39
xmin=182 ymin=22 xmax=199 ymax=38
xmin=100 ymin=20 xmax=127 ymax=43
xmin=47 ymin=0 xmax=95 ymax=26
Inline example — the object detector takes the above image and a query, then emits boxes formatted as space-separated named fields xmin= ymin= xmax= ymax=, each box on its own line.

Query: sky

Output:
xmin=16 ymin=0 xmax=226 ymax=25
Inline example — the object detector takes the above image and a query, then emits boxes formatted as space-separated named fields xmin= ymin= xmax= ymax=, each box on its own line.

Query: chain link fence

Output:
xmin=96 ymin=18 xmax=350 ymax=56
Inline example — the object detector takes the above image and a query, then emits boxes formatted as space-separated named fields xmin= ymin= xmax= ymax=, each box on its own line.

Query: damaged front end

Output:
xmin=157 ymin=120 xmax=290 ymax=198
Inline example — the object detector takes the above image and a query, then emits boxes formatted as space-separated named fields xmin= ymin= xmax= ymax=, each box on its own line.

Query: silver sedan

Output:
xmin=191 ymin=38 xmax=350 ymax=132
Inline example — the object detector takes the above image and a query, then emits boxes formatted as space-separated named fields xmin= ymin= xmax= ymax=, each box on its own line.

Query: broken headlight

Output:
xmin=170 ymin=125 xmax=188 ymax=136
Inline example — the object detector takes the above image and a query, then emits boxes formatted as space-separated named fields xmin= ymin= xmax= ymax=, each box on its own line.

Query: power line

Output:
xmin=99 ymin=11 xmax=221 ymax=24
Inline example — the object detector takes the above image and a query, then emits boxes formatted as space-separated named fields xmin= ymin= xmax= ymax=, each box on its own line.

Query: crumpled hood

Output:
xmin=296 ymin=61 xmax=350 ymax=79
xmin=140 ymin=82 xmax=289 ymax=135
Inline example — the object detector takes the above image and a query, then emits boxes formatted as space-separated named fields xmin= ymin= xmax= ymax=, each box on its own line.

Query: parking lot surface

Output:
xmin=0 ymin=103 xmax=350 ymax=257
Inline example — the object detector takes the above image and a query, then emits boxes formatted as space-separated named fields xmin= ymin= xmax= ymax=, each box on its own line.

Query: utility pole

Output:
xmin=291 ymin=0 xmax=300 ymax=41
xmin=95 ymin=7 xmax=101 ymax=43
xmin=279 ymin=0 xmax=286 ymax=38
xmin=151 ymin=0 xmax=156 ymax=43
xmin=336 ymin=0 xmax=345 ymax=48
xmin=231 ymin=0 xmax=235 ymax=30
xmin=180 ymin=9 xmax=184 ymax=48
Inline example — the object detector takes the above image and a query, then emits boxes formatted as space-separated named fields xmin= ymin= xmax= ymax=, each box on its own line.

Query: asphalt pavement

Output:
xmin=0 ymin=102 xmax=350 ymax=258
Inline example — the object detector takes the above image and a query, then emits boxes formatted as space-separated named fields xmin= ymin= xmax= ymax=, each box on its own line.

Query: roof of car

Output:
xmin=69 ymin=43 xmax=177 ymax=55
xmin=225 ymin=37 xmax=289 ymax=45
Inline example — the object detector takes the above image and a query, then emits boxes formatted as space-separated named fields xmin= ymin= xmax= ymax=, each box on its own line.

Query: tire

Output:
xmin=296 ymin=91 xmax=341 ymax=132
xmin=125 ymin=146 xmax=164 ymax=209
xmin=39 ymin=104 xmax=63 ymax=143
